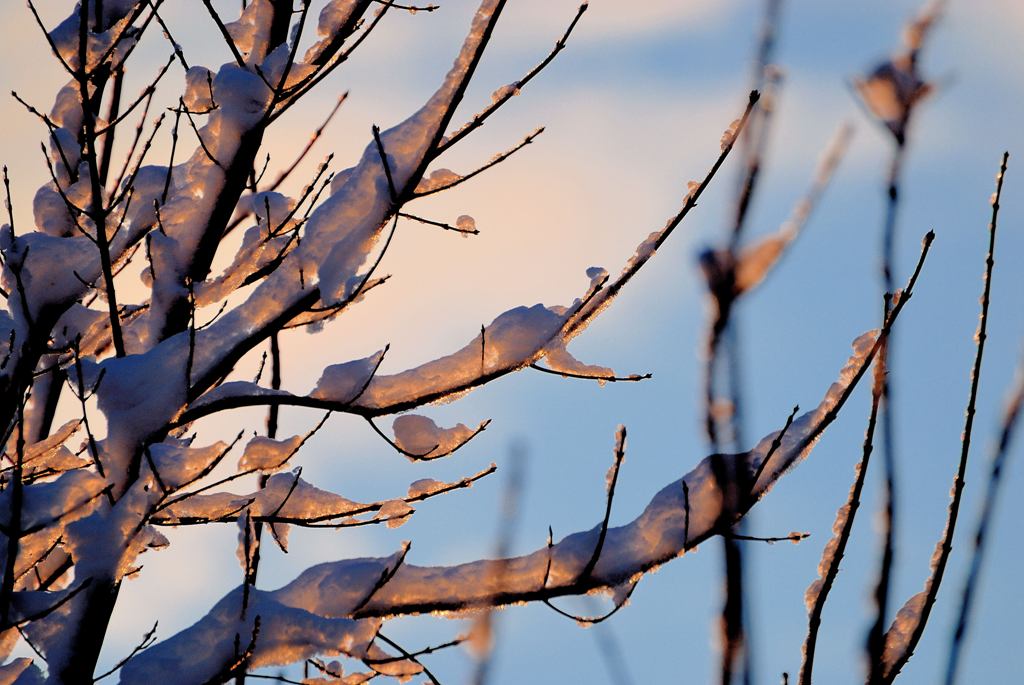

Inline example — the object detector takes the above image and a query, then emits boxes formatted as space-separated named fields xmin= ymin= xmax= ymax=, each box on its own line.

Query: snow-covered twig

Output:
xmin=799 ymin=334 xmax=884 ymax=685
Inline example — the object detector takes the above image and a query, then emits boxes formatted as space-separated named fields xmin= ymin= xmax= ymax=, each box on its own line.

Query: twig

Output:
xmin=149 ymin=0 xmax=189 ymax=70
xmin=350 ymin=542 xmax=412 ymax=615
xmin=201 ymin=0 xmax=248 ymax=68
xmin=529 ymin=363 xmax=651 ymax=384
xmin=374 ymin=631 xmax=442 ymax=685
xmin=3 ymin=164 xmax=14 ymax=237
xmin=111 ymin=90 xmax=155 ymax=194
xmin=178 ymin=99 xmax=223 ymax=168
xmin=93 ymin=621 xmax=158 ymax=681
xmin=372 ymin=124 xmax=398 ymax=204
xmin=542 ymin=427 xmax=627 ymax=622
xmin=728 ymin=532 xmax=807 ymax=544
xmin=415 ymin=127 xmax=545 ymax=198
xmin=880 ymin=151 xmax=1008 ymax=684
xmin=438 ymin=4 xmax=588 ymax=155
xmin=25 ymin=0 xmax=75 ymax=75
xmin=866 ymin=293 xmax=896 ymax=685
xmin=799 ymin=334 xmax=885 ymax=685
xmin=945 ymin=342 xmax=1024 ymax=685
xmin=398 ymin=212 xmax=479 ymax=235
xmin=95 ymin=55 xmax=175 ymax=138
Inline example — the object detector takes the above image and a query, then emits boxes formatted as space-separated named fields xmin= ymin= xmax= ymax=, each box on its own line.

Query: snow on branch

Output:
xmin=179 ymin=95 xmax=761 ymax=428
xmin=151 ymin=463 xmax=496 ymax=530
xmin=118 ymin=586 xmax=382 ymax=683
xmin=132 ymin=328 xmax=886 ymax=680
xmin=0 ymin=0 xmax=964 ymax=680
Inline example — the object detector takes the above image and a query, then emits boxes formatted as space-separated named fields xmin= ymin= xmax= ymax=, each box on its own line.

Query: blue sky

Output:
xmin=2 ymin=0 xmax=1023 ymax=682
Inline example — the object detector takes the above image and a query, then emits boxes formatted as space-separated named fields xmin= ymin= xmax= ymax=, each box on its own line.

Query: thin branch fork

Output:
xmin=92 ymin=621 xmax=159 ymax=682
xmin=414 ymin=126 xmax=545 ymax=199
xmin=437 ymin=3 xmax=588 ymax=155
xmin=268 ymin=3 xmax=389 ymax=120
xmin=374 ymin=631 xmax=442 ymax=685
xmin=93 ymin=54 xmax=175 ymax=137
xmin=226 ymin=92 xmax=346 ymax=234
xmin=371 ymin=0 xmax=440 ymax=11
xmin=542 ymin=426 xmax=628 ymax=623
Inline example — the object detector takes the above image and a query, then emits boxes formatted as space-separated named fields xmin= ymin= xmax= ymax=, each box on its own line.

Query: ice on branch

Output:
xmin=310 ymin=349 xmax=386 ymax=403
xmin=542 ymin=342 xmax=614 ymax=381
xmin=406 ymin=479 xmax=448 ymax=499
xmin=189 ymin=381 xmax=296 ymax=412
xmin=165 ymin=332 xmax=877 ymax=624
xmin=94 ymin=336 xmax=188 ymax=478
xmin=1 ymin=229 xmax=100 ymax=321
xmin=195 ymin=199 xmax=298 ymax=307
xmin=304 ymin=0 xmax=362 ymax=64
xmin=0 ymin=471 xmax=106 ymax=539
xmin=149 ymin=439 xmax=230 ymax=490
xmin=224 ymin=0 xmax=274 ymax=65
xmin=19 ymin=420 xmax=82 ymax=472
xmin=237 ymin=435 xmax=304 ymax=473
xmin=720 ymin=118 xmax=741 ymax=152
xmin=375 ymin=500 xmax=414 ymax=528
xmin=260 ymin=44 xmax=317 ymax=90
xmin=349 ymin=268 xmax=606 ymax=412
xmin=160 ymin=464 xmax=494 ymax=531
xmin=48 ymin=9 xmax=138 ymax=73
xmin=123 ymin=546 xmax=440 ymax=681
xmin=804 ymin=495 xmax=855 ymax=611
xmin=391 ymin=414 xmax=486 ymax=459
xmin=881 ymin=591 xmax=927 ymax=674
xmin=414 ymin=168 xmax=463 ymax=194
xmin=164 ymin=472 xmax=358 ymax=524
xmin=53 ymin=305 xmax=108 ymax=355
xmin=183 ymin=67 xmax=215 ymax=112
xmin=118 ymin=588 xmax=382 ymax=683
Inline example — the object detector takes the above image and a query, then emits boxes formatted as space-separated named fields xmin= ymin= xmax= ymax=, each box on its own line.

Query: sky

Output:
xmin=1 ymin=0 xmax=1024 ymax=683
